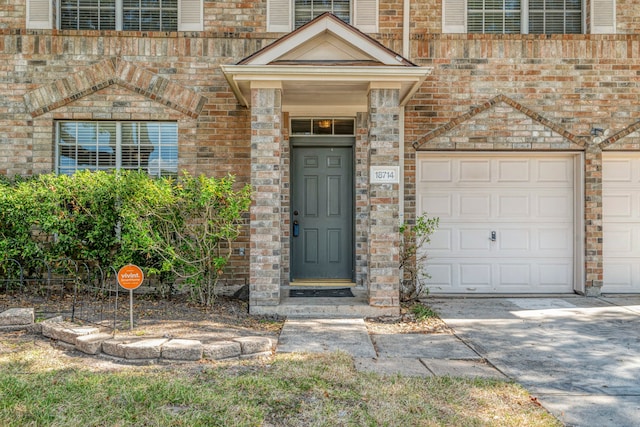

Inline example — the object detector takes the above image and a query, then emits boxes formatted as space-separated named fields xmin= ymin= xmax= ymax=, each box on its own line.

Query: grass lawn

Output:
xmin=0 ymin=337 xmax=560 ymax=427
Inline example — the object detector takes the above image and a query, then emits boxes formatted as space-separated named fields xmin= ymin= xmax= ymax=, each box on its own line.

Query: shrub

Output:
xmin=399 ymin=213 xmax=439 ymax=302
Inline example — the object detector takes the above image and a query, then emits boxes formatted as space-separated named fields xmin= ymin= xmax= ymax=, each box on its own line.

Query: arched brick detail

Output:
xmin=412 ymin=94 xmax=583 ymax=151
xmin=24 ymin=58 xmax=206 ymax=118
xmin=599 ymin=120 xmax=640 ymax=150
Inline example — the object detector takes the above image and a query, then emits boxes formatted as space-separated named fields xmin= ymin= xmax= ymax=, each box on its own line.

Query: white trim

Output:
xmin=221 ymin=64 xmax=431 ymax=108
xmin=573 ymin=153 xmax=585 ymax=294
xmin=243 ymin=17 xmax=403 ymax=66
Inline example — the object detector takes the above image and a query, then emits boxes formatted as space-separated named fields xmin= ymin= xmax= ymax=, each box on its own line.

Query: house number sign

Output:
xmin=370 ymin=166 xmax=400 ymax=184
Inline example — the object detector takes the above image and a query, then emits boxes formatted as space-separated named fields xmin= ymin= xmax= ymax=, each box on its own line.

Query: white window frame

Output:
xmin=467 ymin=0 xmax=584 ymax=34
xmin=55 ymin=121 xmax=178 ymax=177
xmin=444 ymin=0 xmax=595 ymax=34
xmin=267 ymin=0 xmax=378 ymax=33
xmin=27 ymin=0 xmax=202 ymax=31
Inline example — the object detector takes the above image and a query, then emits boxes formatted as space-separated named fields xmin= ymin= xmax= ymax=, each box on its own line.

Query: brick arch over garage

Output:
xmin=23 ymin=58 xmax=207 ymax=118
xmin=412 ymin=94 xmax=585 ymax=151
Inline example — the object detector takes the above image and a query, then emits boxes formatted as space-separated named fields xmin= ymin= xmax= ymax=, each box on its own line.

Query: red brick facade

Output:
xmin=1 ymin=0 xmax=639 ymax=303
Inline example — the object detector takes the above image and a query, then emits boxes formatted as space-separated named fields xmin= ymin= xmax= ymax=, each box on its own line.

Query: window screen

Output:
xmin=59 ymin=0 xmax=179 ymax=31
xmin=468 ymin=0 xmax=582 ymax=34
xmin=60 ymin=0 xmax=116 ymax=30
xmin=123 ymin=0 xmax=178 ymax=31
xmin=57 ymin=121 xmax=178 ymax=177
xmin=294 ymin=0 xmax=350 ymax=29
xmin=528 ymin=0 xmax=582 ymax=34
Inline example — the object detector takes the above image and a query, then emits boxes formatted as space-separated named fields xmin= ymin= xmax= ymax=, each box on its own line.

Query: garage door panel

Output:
xmin=459 ymin=160 xmax=491 ymax=182
xmin=420 ymin=194 xmax=452 ymax=216
xmin=497 ymin=159 xmax=530 ymax=182
xmin=498 ymin=264 xmax=531 ymax=286
xmin=425 ymin=264 xmax=453 ymax=289
xmin=603 ymin=194 xmax=633 ymax=219
xmin=417 ymin=153 xmax=575 ymax=294
xmin=603 ymin=159 xmax=633 ymax=182
xmin=603 ymin=227 xmax=633 ymax=253
xmin=538 ymin=263 xmax=572 ymax=288
xmin=603 ymin=154 xmax=640 ymax=292
xmin=537 ymin=194 xmax=572 ymax=218
xmin=459 ymin=194 xmax=491 ymax=217
xmin=429 ymin=228 xmax=453 ymax=251
xmin=538 ymin=227 xmax=571 ymax=251
xmin=419 ymin=160 xmax=452 ymax=182
xmin=497 ymin=195 xmax=530 ymax=216
xmin=498 ymin=229 xmax=531 ymax=251
xmin=459 ymin=229 xmax=492 ymax=251
xmin=459 ymin=264 xmax=492 ymax=287
xmin=537 ymin=159 xmax=573 ymax=183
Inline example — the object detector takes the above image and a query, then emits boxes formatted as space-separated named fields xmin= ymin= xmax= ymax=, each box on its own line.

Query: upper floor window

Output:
xmin=59 ymin=0 xmax=178 ymax=31
xmin=294 ymin=0 xmax=350 ymax=29
xmin=467 ymin=0 xmax=581 ymax=34
xmin=27 ymin=0 xmax=202 ymax=31
xmin=56 ymin=121 xmax=178 ymax=177
xmin=443 ymin=0 xmax=615 ymax=35
xmin=267 ymin=0 xmax=377 ymax=32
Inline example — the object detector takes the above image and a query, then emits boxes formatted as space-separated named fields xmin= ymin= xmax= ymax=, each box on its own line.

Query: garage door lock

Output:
xmin=490 ymin=231 xmax=497 ymax=242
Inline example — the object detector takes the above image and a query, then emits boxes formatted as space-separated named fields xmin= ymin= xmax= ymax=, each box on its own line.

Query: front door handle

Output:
xmin=293 ymin=220 xmax=300 ymax=237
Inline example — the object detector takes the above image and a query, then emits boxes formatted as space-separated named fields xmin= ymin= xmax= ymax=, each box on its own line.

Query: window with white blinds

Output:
xmin=60 ymin=0 xmax=116 ymax=30
xmin=123 ymin=0 xmax=178 ymax=31
xmin=467 ymin=0 xmax=582 ymax=34
xmin=528 ymin=0 xmax=581 ymax=34
xmin=56 ymin=121 xmax=178 ymax=177
xmin=294 ymin=0 xmax=351 ymax=29
xmin=468 ymin=0 xmax=521 ymax=34
xmin=58 ymin=0 xmax=187 ymax=31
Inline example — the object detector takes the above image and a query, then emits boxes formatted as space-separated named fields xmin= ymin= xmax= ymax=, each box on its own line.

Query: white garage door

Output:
xmin=417 ymin=153 xmax=575 ymax=294
xmin=603 ymin=153 xmax=640 ymax=293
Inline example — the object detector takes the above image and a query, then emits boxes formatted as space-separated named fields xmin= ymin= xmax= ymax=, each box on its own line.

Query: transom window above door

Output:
xmin=291 ymin=118 xmax=355 ymax=135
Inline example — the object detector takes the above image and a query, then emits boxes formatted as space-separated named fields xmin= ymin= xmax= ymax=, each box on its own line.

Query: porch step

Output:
xmin=251 ymin=287 xmax=400 ymax=317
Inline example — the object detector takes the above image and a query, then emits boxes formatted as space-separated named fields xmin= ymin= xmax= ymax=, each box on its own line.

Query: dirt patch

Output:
xmin=365 ymin=303 xmax=453 ymax=335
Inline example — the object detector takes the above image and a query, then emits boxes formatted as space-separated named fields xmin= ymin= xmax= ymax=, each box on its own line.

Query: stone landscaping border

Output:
xmin=1 ymin=308 xmax=275 ymax=363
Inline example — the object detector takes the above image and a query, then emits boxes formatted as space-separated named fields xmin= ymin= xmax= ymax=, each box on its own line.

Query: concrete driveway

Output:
xmin=429 ymin=296 xmax=640 ymax=427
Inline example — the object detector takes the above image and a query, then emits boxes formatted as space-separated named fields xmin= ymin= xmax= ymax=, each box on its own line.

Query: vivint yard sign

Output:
xmin=117 ymin=264 xmax=144 ymax=330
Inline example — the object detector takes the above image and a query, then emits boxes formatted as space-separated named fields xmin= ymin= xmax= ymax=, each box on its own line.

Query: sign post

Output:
xmin=117 ymin=265 xmax=144 ymax=331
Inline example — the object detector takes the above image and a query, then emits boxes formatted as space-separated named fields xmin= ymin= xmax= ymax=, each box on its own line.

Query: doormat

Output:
xmin=289 ymin=288 xmax=355 ymax=298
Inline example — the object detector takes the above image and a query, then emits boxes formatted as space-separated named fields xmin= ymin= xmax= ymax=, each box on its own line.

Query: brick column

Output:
xmin=367 ymin=84 xmax=401 ymax=309
xmin=584 ymin=143 xmax=603 ymax=296
xmin=249 ymin=83 xmax=282 ymax=312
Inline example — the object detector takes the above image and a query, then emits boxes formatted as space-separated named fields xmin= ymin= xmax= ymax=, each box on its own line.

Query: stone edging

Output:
xmin=1 ymin=308 xmax=275 ymax=362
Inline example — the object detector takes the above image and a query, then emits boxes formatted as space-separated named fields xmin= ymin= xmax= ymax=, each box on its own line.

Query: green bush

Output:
xmin=0 ymin=171 xmax=251 ymax=307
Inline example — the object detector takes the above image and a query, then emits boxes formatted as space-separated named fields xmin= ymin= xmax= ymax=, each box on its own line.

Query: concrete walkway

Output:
xmin=277 ymin=317 xmax=506 ymax=379
xmin=429 ymin=296 xmax=640 ymax=427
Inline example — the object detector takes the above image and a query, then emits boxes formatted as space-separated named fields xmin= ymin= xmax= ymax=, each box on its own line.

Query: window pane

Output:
xmin=333 ymin=119 xmax=355 ymax=135
xmin=59 ymin=0 xmax=116 ymax=30
xmin=294 ymin=0 xmax=351 ymax=28
xmin=57 ymin=121 xmax=177 ymax=176
xmin=291 ymin=119 xmax=312 ymax=135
